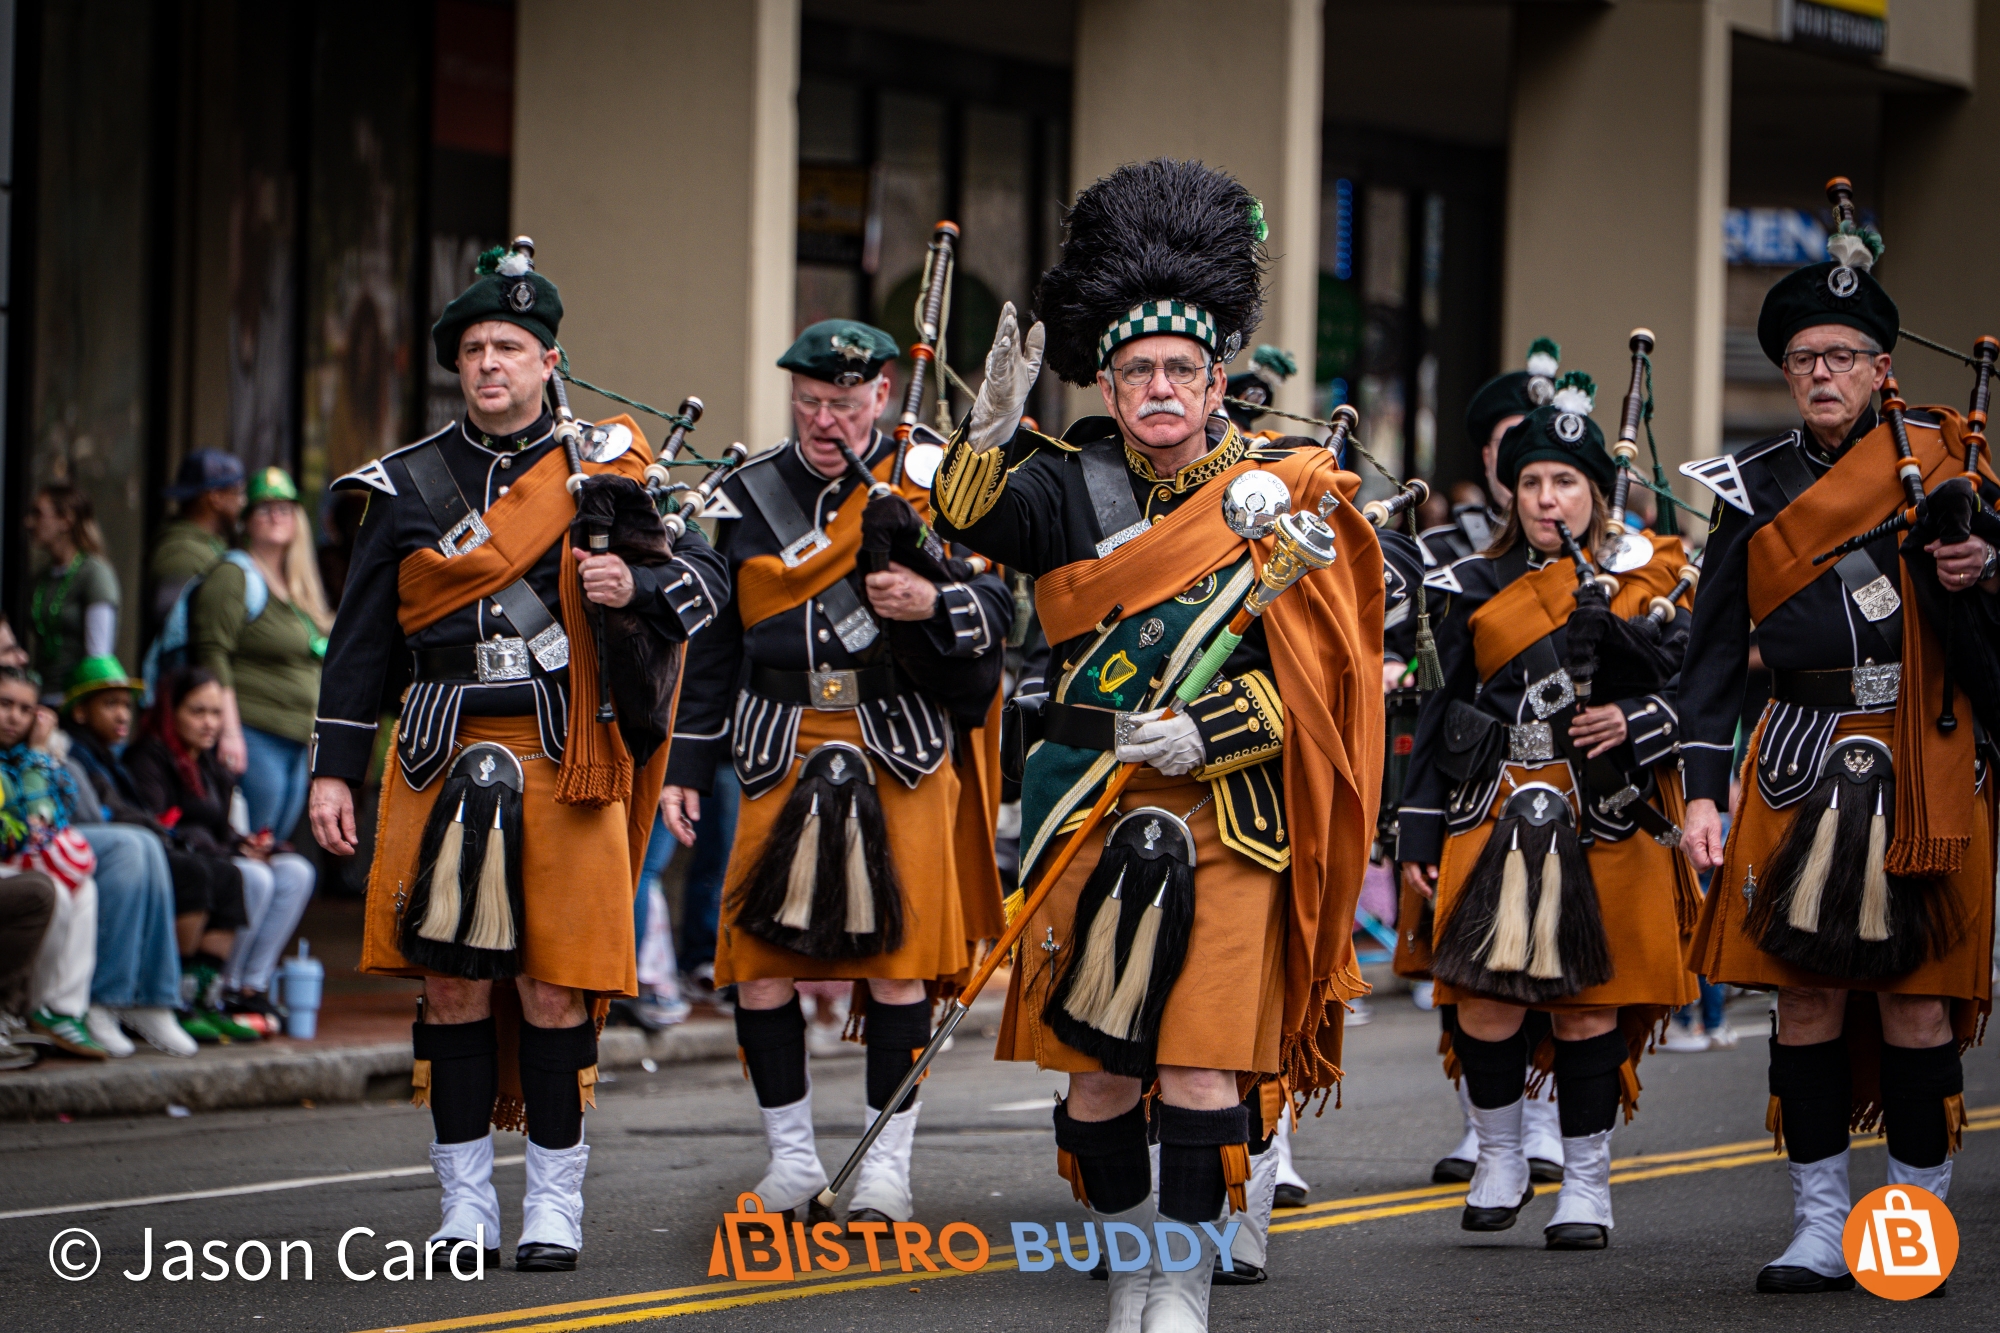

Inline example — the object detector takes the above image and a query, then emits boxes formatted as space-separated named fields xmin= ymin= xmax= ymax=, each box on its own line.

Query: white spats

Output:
xmin=1230 ymin=1139 xmax=1281 ymax=1270
xmin=848 ymin=1101 xmax=920 ymax=1222
xmin=1523 ymin=1087 xmax=1566 ymax=1170
xmin=1091 ymin=1197 xmax=1156 ymax=1333
xmin=1465 ymin=1098 xmax=1532 ymax=1210
xmin=1885 ymin=1153 xmax=1953 ymax=1201
xmin=753 ymin=1091 xmax=829 ymax=1214
xmin=1140 ymin=1207 xmax=1218 ymax=1333
xmin=519 ymin=1139 xmax=589 ymax=1251
xmin=1546 ymin=1130 xmax=1614 ymax=1230
xmin=430 ymin=1134 xmax=502 ymax=1255
xmin=1768 ymin=1150 xmax=1853 ymax=1278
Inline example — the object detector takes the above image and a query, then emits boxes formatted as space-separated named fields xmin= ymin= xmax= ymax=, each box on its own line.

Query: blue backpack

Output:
xmin=141 ymin=550 xmax=268 ymax=704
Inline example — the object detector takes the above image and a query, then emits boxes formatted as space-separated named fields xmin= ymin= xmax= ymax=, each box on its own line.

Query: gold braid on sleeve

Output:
xmin=935 ymin=430 xmax=1011 ymax=529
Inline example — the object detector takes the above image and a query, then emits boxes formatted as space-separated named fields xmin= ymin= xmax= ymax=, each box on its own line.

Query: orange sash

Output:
xmin=733 ymin=451 xmax=932 ymax=630
xmin=1031 ymin=447 xmax=1385 ymax=1096
xmin=393 ymin=414 xmax=651 ymax=808
xmin=1470 ymin=534 xmax=1690 ymax=683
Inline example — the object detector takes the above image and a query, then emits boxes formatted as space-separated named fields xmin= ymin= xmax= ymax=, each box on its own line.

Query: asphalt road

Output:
xmin=3 ymin=992 xmax=1995 ymax=1332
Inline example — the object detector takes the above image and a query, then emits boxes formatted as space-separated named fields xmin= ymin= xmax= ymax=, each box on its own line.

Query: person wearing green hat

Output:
xmin=1422 ymin=339 xmax=1564 ymax=563
xmin=308 ymin=237 xmax=728 ymax=1275
xmin=55 ymin=656 xmax=201 ymax=1058
xmin=1398 ymin=372 xmax=1699 ymax=1254
xmin=659 ymin=314 xmax=1011 ymax=1235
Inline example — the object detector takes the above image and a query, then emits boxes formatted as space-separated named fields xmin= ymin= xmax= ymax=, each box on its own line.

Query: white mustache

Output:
xmin=1136 ymin=398 xmax=1186 ymax=419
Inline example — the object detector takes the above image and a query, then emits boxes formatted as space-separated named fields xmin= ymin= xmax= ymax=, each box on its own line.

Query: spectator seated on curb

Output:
xmin=58 ymin=656 xmax=199 ymax=1057
xmin=0 ymin=665 xmax=108 ymax=1058
xmin=0 ymin=869 xmax=60 ymax=1069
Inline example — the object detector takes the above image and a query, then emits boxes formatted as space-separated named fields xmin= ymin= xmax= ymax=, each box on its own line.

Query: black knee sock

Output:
xmin=1453 ymin=1028 xmax=1528 ymax=1110
xmin=517 ymin=1019 xmax=595 ymax=1150
xmin=1769 ymin=1036 xmax=1851 ymax=1165
xmin=1551 ymin=1030 xmax=1626 ymax=1138
xmin=412 ymin=1018 xmax=498 ymax=1144
xmin=862 ymin=999 xmax=931 ymax=1113
xmin=1244 ymin=1092 xmax=1275 ymax=1156
xmin=1156 ymin=1102 xmax=1249 ymax=1225
xmin=1880 ymin=1041 xmax=1962 ymax=1169
xmin=1053 ymin=1100 xmax=1151 ymax=1214
xmin=735 ymin=996 xmax=809 ymax=1108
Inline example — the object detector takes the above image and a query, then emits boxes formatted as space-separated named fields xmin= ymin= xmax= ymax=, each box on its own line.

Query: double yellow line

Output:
xmin=361 ymin=1105 xmax=1999 ymax=1333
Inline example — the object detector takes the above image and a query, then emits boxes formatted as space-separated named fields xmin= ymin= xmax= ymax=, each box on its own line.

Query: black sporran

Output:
xmin=731 ymin=743 xmax=905 ymax=959
xmin=1430 ymin=783 xmax=1613 ymax=1004
xmin=1042 ymin=808 xmax=1198 ymax=1078
xmin=1744 ymin=738 xmax=1960 ymax=980
xmin=398 ymin=743 xmax=527 ymax=980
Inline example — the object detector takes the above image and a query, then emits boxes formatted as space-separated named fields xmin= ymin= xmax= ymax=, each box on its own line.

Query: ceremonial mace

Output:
xmin=1597 ymin=330 xmax=1658 ymax=574
xmin=815 ymin=481 xmax=1339 ymax=1215
xmin=891 ymin=221 xmax=959 ymax=485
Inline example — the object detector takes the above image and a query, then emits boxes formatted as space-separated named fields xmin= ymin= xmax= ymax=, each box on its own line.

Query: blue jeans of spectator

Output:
xmin=227 ymin=851 xmax=315 ymax=993
xmin=240 ymin=727 xmax=311 ymax=843
xmin=641 ymin=767 xmax=738 ymax=973
xmin=77 ymin=823 xmax=182 ymax=1009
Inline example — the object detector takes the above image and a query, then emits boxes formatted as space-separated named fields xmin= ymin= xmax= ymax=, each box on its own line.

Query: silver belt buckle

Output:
xmin=526 ymin=623 xmax=570 ymax=672
xmin=475 ymin=637 xmax=532 ymax=682
xmin=1524 ymin=668 xmax=1575 ymax=720
xmin=439 ymin=511 xmax=492 ymax=558
xmin=1852 ymin=662 xmax=1901 ymax=708
xmin=780 ymin=529 xmax=834 ymax=569
xmin=808 ymin=664 xmax=861 ymax=710
xmin=1597 ymin=783 xmax=1644 ymax=816
xmin=1507 ymin=720 xmax=1555 ymax=763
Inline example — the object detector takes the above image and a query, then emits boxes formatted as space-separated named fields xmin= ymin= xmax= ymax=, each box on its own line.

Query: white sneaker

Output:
xmin=753 ymin=1091 xmax=829 ymax=1214
xmin=848 ymin=1101 xmax=920 ymax=1222
xmin=120 ymin=1007 xmax=197 ymax=1057
xmin=1544 ymin=1129 xmax=1613 ymax=1248
xmin=85 ymin=1006 xmax=135 ymax=1058
xmin=430 ymin=1135 xmax=502 ymax=1265
xmin=1707 ymin=1025 xmax=1739 ymax=1051
xmin=1660 ymin=1022 xmax=1709 ymax=1053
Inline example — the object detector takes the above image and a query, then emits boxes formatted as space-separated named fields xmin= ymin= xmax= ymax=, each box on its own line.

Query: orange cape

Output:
xmin=1470 ymin=533 xmax=1690 ymax=682
xmin=1033 ymin=446 xmax=1385 ymax=1096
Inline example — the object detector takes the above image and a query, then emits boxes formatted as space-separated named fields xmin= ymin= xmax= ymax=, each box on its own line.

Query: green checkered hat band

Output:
xmin=1097 ymin=301 xmax=1221 ymax=365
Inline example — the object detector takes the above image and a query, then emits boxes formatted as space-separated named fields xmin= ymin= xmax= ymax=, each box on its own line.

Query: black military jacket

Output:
xmin=665 ymin=429 xmax=1013 ymax=795
xmin=1677 ymin=410 xmax=1912 ymax=805
xmin=1380 ymin=526 xmax=1427 ymax=667
xmin=311 ymin=411 xmax=728 ymax=784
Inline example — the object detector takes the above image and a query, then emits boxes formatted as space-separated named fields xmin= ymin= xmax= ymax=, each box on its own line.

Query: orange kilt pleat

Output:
xmin=994 ymin=769 xmax=1291 ymax=1076
xmin=360 ymin=714 xmax=647 ymax=998
xmin=1432 ymin=760 xmax=1699 ymax=1015
xmin=715 ymin=709 xmax=969 ymax=984
xmin=1690 ymin=708 xmax=1995 ymax=1037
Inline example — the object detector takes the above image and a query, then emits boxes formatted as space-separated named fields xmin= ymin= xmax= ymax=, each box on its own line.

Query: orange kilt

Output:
xmin=360 ymin=714 xmax=652 ymax=997
xmin=1691 ymin=708 xmax=1996 ymax=1037
xmin=716 ymin=709 xmax=970 ymax=985
xmin=995 ymin=769 xmax=1296 ymax=1076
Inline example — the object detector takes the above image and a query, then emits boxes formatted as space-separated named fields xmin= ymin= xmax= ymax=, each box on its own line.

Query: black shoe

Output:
xmin=437 ymin=1242 xmax=501 ymax=1271
xmin=1924 ymin=1280 xmax=1949 ymax=1298
xmin=1544 ymin=1223 xmax=1608 ymax=1250
xmin=1528 ymin=1157 xmax=1565 ymax=1184
xmin=846 ymin=1207 xmax=894 ymax=1226
xmin=1273 ymin=1183 xmax=1308 ymax=1209
xmin=515 ymin=1243 xmax=578 ymax=1272
xmin=1755 ymin=1265 xmax=1856 ymax=1293
xmin=1461 ymin=1185 xmax=1534 ymax=1231
xmin=1212 ymin=1258 xmax=1267 ymax=1285
xmin=1432 ymin=1157 xmax=1474 ymax=1185
xmin=1090 ymin=1255 xmax=1107 ymax=1280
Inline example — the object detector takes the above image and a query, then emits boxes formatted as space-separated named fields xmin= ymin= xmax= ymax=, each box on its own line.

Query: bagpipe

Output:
xmin=891 ymin=220 xmax=960 ymax=485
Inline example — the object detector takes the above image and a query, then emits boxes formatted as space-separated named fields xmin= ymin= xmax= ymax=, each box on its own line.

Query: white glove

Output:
xmin=968 ymin=301 xmax=1046 ymax=453
xmin=1115 ymin=708 xmax=1205 ymax=777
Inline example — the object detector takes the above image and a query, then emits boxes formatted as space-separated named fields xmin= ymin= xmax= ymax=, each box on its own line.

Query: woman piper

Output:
xmin=1397 ymin=378 xmax=1699 ymax=1249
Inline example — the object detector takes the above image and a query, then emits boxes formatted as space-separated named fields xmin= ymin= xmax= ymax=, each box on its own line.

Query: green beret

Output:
xmin=431 ymin=247 xmax=563 ymax=371
xmin=1756 ymin=259 xmax=1897 ymax=366
xmin=778 ymin=320 xmax=899 ymax=386
xmin=1496 ymin=403 xmax=1615 ymax=494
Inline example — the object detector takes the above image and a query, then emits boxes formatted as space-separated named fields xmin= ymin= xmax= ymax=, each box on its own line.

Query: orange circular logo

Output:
xmin=1842 ymin=1184 xmax=1958 ymax=1299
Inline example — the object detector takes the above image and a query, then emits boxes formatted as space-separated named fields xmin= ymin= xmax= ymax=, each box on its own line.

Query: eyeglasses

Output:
xmin=792 ymin=393 xmax=874 ymax=416
xmin=1107 ymin=357 xmax=1211 ymax=389
xmin=1781 ymin=346 xmax=1878 ymax=377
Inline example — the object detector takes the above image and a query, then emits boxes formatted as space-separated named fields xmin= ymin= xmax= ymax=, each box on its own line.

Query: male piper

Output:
xmin=308 ymin=244 xmax=728 ymax=1273
xmin=660 ymin=320 xmax=1011 ymax=1226
xmin=1679 ymin=212 xmax=1995 ymax=1293
xmin=934 ymin=159 xmax=1384 ymax=1332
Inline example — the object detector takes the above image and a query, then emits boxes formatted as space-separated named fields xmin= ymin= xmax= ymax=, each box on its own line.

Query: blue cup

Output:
xmin=276 ymin=940 xmax=325 ymax=1040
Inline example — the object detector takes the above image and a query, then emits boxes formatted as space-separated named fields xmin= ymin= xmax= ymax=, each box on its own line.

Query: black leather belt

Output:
xmin=1772 ymin=664 xmax=1902 ymax=710
xmin=751 ymin=663 xmax=898 ymax=710
xmin=1041 ymin=700 xmax=1124 ymax=752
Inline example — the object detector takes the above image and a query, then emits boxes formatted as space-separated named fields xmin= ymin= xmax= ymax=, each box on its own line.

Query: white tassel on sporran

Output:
xmin=417 ymin=799 xmax=467 ymax=943
xmin=1483 ymin=826 xmax=1531 ymax=973
xmin=465 ymin=803 xmax=516 ymax=952
xmin=1859 ymin=787 xmax=1892 ymax=942
xmin=1062 ymin=870 xmax=1124 ymax=1026
xmin=1098 ymin=878 xmax=1166 ymax=1041
xmin=843 ymin=796 xmax=874 ymax=934
xmin=1526 ymin=842 xmax=1565 ymax=981
xmin=776 ymin=793 xmax=820 ymax=931
xmin=1786 ymin=784 xmax=1840 ymax=933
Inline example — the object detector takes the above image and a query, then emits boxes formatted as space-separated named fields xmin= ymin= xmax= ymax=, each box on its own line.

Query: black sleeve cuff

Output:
xmin=1618 ymin=694 xmax=1680 ymax=769
xmin=663 ymin=729 xmax=726 ymax=794
xmin=1682 ymin=744 xmax=1737 ymax=807
xmin=917 ymin=582 xmax=996 ymax=659
xmin=309 ymin=719 xmax=379 ymax=783
xmin=1186 ymin=670 xmax=1284 ymax=779
xmin=1396 ymin=808 xmax=1444 ymax=866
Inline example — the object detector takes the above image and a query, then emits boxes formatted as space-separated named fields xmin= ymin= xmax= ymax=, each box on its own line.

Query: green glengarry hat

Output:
xmin=431 ymin=239 xmax=563 ymax=371
xmin=779 ymin=320 xmax=900 ymax=387
xmin=1495 ymin=373 xmax=1615 ymax=493
xmin=64 ymin=654 xmax=140 ymax=707
xmin=246 ymin=466 xmax=299 ymax=507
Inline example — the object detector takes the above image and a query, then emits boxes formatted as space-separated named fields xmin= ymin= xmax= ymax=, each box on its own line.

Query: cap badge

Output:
xmin=1827 ymin=265 xmax=1860 ymax=299
xmin=507 ymin=279 xmax=536 ymax=313
xmin=1552 ymin=411 xmax=1586 ymax=444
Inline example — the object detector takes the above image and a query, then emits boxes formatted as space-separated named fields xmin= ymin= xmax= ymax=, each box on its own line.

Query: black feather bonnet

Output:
xmin=1034 ymin=159 xmax=1268 ymax=388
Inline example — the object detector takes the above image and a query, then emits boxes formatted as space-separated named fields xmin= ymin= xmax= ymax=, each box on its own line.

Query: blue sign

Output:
xmin=1724 ymin=208 xmax=1827 ymax=266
